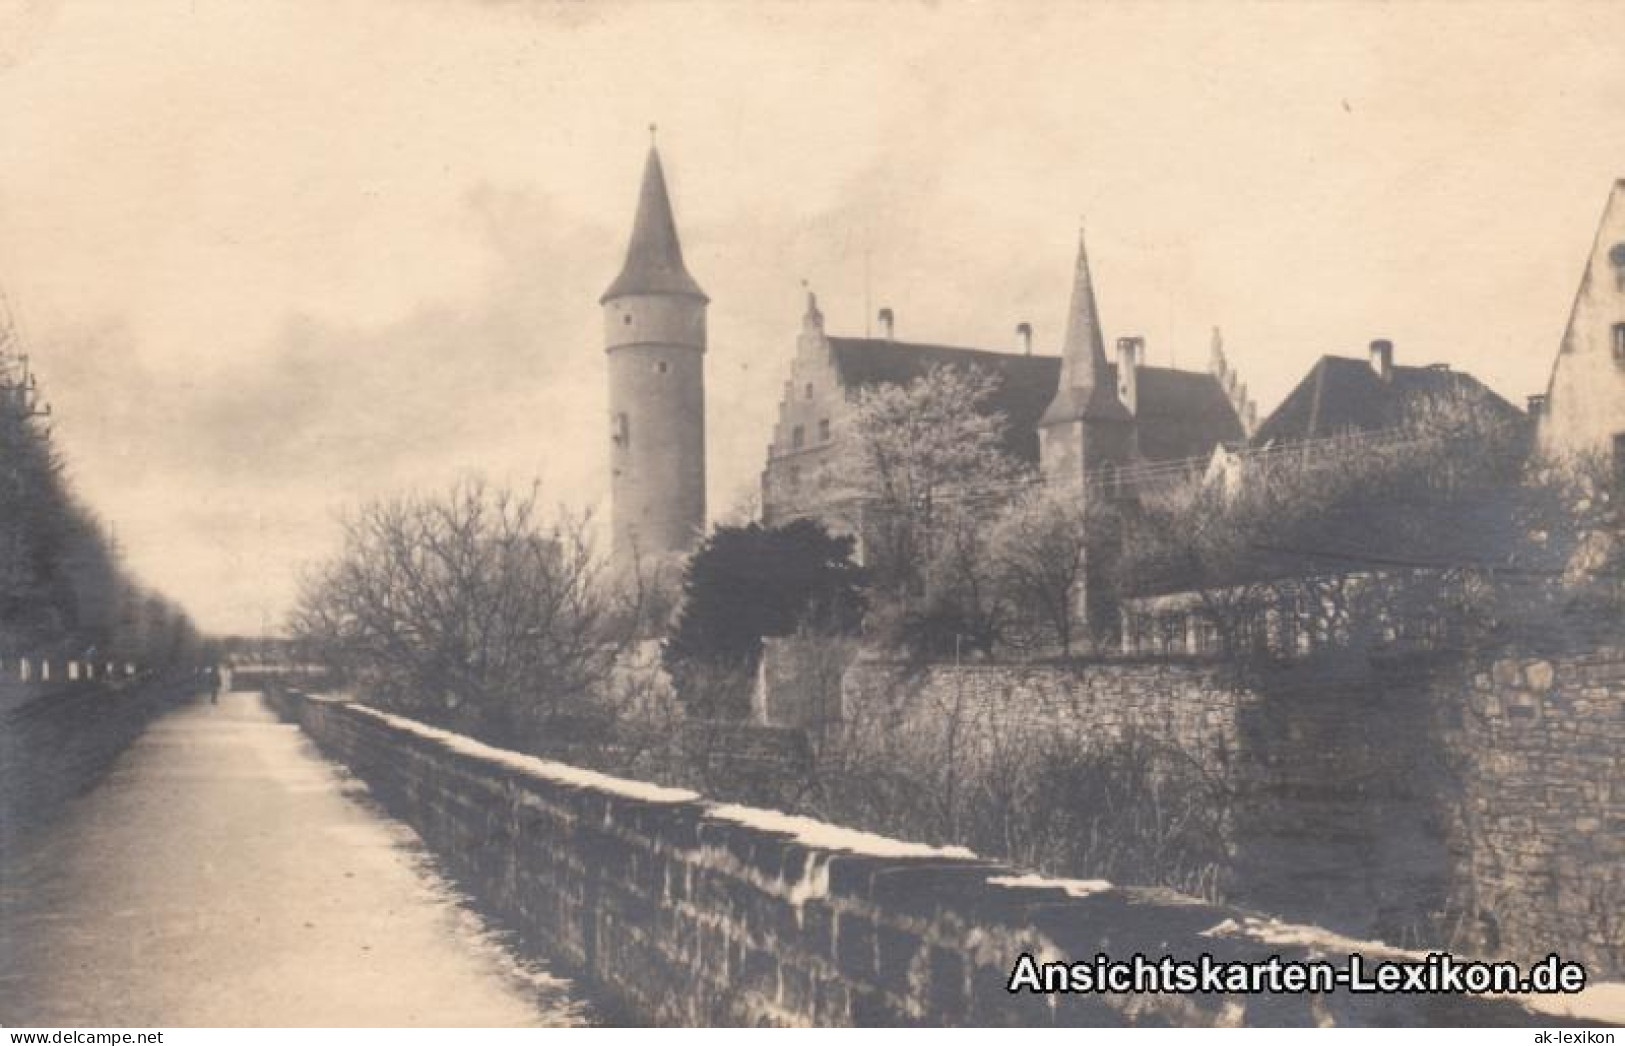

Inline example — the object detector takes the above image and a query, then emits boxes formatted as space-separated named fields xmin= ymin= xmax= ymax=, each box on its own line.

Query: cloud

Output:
xmin=33 ymin=183 xmax=620 ymax=630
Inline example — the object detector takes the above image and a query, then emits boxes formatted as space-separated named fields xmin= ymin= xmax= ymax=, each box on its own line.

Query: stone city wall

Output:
xmin=1451 ymin=647 xmax=1625 ymax=979
xmin=267 ymin=686 xmax=1538 ymax=1027
xmin=837 ymin=650 xmax=1623 ymax=980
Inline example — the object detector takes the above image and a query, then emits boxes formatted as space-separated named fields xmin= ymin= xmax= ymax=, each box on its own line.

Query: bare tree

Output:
xmin=1117 ymin=386 xmax=1534 ymax=663
xmin=289 ymin=478 xmax=630 ymax=746
xmin=836 ymin=364 xmax=1031 ymax=655
xmin=989 ymin=484 xmax=1117 ymax=657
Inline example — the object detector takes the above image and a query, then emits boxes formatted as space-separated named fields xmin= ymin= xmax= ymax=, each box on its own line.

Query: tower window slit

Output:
xmin=792 ymin=424 xmax=805 ymax=450
xmin=1613 ymin=323 xmax=1625 ymax=364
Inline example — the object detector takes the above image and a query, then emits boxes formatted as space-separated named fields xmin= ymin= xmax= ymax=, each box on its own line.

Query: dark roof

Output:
xmin=829 ymin=337 xmax=1058 ymax=462
xmin=1254 ymin=355 xmax=1524 ymax=446
xmin=601 ymin=147 xmax=707 ymax=303
xmin=826 ymin=336 xmax=1243 ymax=465
xmin=1130 ymin=365 xmax=1248 ymax=460
xmin=1039 ymin=382 xmax=1134 ymax=426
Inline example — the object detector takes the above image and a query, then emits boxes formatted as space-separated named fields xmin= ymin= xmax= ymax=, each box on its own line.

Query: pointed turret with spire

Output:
xmin=603 ymin=128 xmax=709 ymax=568
xmin=1038 ymin=225 xmax=1136 ymax=484
xmin=602 ymin=128 xmax=708 ymax=303
xmin=1039 ymin=225 xmax=1132 ymax=428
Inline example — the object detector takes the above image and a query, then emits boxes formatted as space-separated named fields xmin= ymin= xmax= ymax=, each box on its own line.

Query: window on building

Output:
xmin=613 ymin=412 xmax=629 ymax=446
xmin=804 ymin=382 xmax=814 ymax=400
xmin=1158 ymin=615 xmax=1182 ymax=656
xmin=1613 ymin=323 xmax=1625 ymax=364
xmin=656 ymin=360 xmax=668 ymax=374
xmin=787 ymin=464 xmax=801 ymax=489
xmin=791 ymin=424 xmax=805 ymax=450
xmin=819 ymin=418 xmax=831 ymax=442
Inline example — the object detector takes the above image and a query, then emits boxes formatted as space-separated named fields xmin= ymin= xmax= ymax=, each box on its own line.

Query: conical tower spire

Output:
xmin=1060 ymin=225 xmax=1108 ymax=388
xmin=1040 ymin=225 xmax=1131 ymax=425
xmin=601 ymin=143 xmax=708 ymax=303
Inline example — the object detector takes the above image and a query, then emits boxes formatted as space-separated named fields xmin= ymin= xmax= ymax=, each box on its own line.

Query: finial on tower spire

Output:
xmin=649 ymin=122 xmax=658 ymax=146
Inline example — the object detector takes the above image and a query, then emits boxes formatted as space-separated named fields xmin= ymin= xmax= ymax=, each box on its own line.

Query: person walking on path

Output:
xmin=207 ymin=664 xmax=221 ymax=705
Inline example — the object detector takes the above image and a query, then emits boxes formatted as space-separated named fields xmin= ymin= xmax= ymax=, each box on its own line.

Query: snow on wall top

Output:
xmin=988 ymin=872 xmax=1114 ymax=898
xmin=350 ymin=704 xmax=702 ymax=805
xmin=340 ymin=697 xmax=981 ymax=860
xmin=706 ymin=803 xmax=976 ymax=861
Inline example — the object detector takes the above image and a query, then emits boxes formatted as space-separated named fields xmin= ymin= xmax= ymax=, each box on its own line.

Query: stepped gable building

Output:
xmin=603 ymin=138 xmax=708 ymax=567
xmin=1253 ymin=339 xmax=1523 ymax=447
xmin=759 ymin=228 xmax=1250 ymax=537
xmin=1537 ymin=178 xmax=1625 ymax=475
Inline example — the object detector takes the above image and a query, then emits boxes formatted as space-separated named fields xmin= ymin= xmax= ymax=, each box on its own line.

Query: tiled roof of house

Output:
xmin=828 ymin=338 xmax=1058 ymax=462
xmin=1254 ymin=355 xmax=1523 ymax=446
xmin=825 ymin=337 xmax=1243 ymax=465
xmin=1131 ymin=366 xmax=1248 ymax=461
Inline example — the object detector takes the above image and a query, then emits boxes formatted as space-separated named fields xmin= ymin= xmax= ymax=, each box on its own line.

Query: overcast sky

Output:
xmin=1 ymin=0 xmax=1622 ymax=635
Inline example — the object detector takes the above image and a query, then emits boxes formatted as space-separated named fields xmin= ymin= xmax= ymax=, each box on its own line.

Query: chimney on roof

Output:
xmin=1116 ymin=336 xmax=1143 ymax=415
xmin=1016 ymin=322 xmax=1033 ymax=356
xmin=1370 ymin=339 xmax=1394 ymax=381
xmin=877 ymin=307 xmax=894 ymax=340
xmin=1527 ymin=393 xmax=1547 ymax=420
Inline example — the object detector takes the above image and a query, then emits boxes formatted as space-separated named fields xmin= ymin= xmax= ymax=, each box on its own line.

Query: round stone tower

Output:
xmin=602 ymin=139 xmax=708 ymax=567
